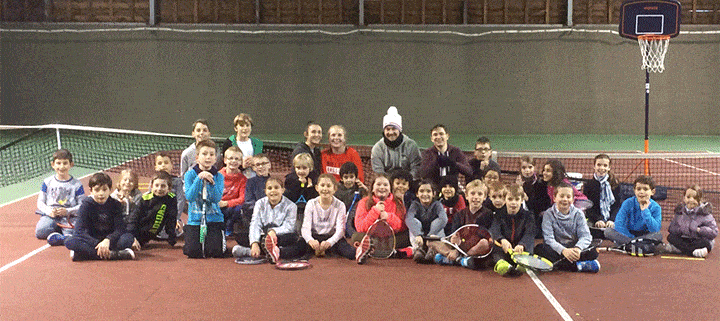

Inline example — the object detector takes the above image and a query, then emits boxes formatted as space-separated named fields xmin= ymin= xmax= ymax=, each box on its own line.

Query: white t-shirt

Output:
xmin=237 ymin=138 xmax=256 ymax=178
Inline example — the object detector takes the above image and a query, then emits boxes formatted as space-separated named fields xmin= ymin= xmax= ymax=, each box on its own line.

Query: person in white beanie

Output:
xmin=370 ymin=106 xmax=422 ymax=179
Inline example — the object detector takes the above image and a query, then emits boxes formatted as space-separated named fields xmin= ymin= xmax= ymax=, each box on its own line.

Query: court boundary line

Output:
xmin=527 ymin=270 xmax=574 ymax=321
xmin=0 ymin=172 xmax=98 ymax=274
xmin=0 ymin=245 xmax=51 ymax=273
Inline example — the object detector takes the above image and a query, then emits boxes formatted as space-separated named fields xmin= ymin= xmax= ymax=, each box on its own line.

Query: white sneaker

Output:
xmin=693 ymin=247 xmax=708 ymax=258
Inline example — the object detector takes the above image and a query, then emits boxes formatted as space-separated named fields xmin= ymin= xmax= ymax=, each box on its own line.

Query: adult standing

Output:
xmin=222 ymin=114 xmax=263 ymax=178
xmin=291 ymin=122 xmax=323 ymax=177
xmin=419 ymin=124 xmax=472 ymax=188
xmin=321 ymin=125 xmax=364 ymax=183
xmin=370 ymin=106 xmax=422 ymax=179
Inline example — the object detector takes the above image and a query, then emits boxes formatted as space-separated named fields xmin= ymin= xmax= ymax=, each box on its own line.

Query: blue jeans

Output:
xmin=65 ymin=232 xmax=135 ymax=261
xmin=35 ymin=215 xmax=74 ymax=239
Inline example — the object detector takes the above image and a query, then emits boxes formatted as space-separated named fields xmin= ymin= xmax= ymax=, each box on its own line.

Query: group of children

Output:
xmin=33 ymin=119 xmax=718 ymax=277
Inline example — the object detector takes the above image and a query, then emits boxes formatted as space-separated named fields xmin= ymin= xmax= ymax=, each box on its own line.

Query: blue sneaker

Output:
xmin=47 ymin=232 xmax=66 ymax=246
xmin=576 ymin=259 xmax=600 ymax=273
xmin=434 ymin=253 xmax=454 ymax=265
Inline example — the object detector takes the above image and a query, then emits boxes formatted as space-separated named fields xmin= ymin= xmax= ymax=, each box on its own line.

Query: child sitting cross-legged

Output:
xmin=126 ymin=171 xmax=178 ymax=248
xmin=490 ymin=183 xmax=536 ymax=276
xmin=535 ymin=182 xmax=599 ymax=273
xmin=232 ymin=178 xmax=307 ymax=262
xmin=301 ymin=174 xmax=356 ymax=259
xmin=36 ymin=149 xmax=86 ymax=246
xmin=657 ymin=185 xmax=718 ymax=258
xmin=65 ymin=172 xmax=137 ymax=261
xmin=603 ymin=175 xmax=663 ymax=246
xmin=406 ymin=179 xmax=448 ymax=263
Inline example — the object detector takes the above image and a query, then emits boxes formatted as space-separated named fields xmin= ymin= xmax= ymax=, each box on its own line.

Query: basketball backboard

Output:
xmin=619 ymin=0 xmax=681 ymax=40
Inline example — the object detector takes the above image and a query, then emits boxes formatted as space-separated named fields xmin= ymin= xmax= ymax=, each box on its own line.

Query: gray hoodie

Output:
xmin=541 ymin=204 xmax=592 ymax=254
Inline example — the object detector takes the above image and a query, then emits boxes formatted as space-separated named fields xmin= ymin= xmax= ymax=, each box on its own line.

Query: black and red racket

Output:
xmin=367 ymin=219 xmax=396 ymax=259
xmin=598 ymin=237 xmax=661 ymax=257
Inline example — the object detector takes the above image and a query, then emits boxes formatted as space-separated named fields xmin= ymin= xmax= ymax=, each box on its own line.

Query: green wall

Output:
xmin=2 ymin=24 xmax=719 ymax=137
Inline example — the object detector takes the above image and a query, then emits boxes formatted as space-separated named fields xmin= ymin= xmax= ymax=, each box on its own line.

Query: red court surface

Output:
xmin=2 ymin=178 xmax=719 ymax=321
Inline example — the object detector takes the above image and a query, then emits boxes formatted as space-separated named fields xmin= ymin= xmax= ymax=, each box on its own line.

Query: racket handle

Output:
xmin=202 ymin=181 xmax=208 ymax=202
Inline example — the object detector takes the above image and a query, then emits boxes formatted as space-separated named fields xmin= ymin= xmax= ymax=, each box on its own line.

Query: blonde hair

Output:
xmin=225 ymin=146 xmax=243 ymax=157
xmin=293 ymin=153 xmax=314 ymax=171
xmin=488 ymin=181 xmax=507 ymax=195
xmin=464 ymin=179 xmax=487 ymax=195
xmin=233 ymin=113 xmax=253 ymax=127
xmin=117 ymin=169 xmax=139 ymax=191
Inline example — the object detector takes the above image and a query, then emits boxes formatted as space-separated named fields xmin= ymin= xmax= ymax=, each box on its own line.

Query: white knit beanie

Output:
xmin=382 ymin=106 xmax=402 ymax=131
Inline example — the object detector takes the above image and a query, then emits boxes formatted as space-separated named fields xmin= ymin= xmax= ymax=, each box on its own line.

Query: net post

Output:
xmin=55 ymin=127 xmax=62 ymax=149
xmin=644 ymin=70 xmax=650 ymax=175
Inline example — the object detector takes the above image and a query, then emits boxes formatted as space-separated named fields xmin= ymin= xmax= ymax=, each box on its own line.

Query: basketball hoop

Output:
xmin=637 ymin=34 xmax=670 ymax=73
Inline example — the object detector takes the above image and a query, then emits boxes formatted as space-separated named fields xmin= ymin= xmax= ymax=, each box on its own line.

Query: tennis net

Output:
xmin=2 ymin=124 xmax=719 ymax=221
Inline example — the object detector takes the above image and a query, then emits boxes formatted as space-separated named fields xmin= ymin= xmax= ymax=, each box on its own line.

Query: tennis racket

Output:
xmin=275 ymin=260 xmax=312 ymax=270
xmin=574 ymin=199 xmax=594 ymax=211
xmin=548 ymin=239 xmax=602 ymax=270
xmin=55 ymin=207 xmax=75 ymax=230
xmin=598 ymin=238 xmax=661 ymax=257
xmin=200 ymin=181 xmax=208 ymax=258
xmin=235 ymin=257 xmax=267 ymax=265
xmin=424 ymin=224 xmax=492 ymax=258
xmin=367 ymin=219 xmax=396 ymax=259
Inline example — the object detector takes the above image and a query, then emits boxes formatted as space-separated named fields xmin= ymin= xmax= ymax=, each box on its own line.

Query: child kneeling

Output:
xmin=183 ymin=139 xmax=226 ymax=258
xmin=65 ymin=173 xmax=137 ymax=261
xmin=534 ymin=182 xmax=599 ymax=272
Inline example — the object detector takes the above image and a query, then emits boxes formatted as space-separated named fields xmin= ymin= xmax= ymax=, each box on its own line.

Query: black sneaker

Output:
xmin=110 ymin=248 xmax=135 ymax=260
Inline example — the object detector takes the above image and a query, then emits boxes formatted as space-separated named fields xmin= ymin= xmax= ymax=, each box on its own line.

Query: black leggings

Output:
xmin=183 ymin=222 xmax=226 ymax=258
xmin=667 ymin=234 xmax=712 ymax=256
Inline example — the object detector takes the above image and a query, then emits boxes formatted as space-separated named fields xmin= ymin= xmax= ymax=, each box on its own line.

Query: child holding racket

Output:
xmin=450 ymin=180 xmax=492 ymax=233
xmin=110 ymin=168 xmax=142 ymax=218
xmin=406 ymin=179 xmax=448 ymax=262
xmin=535 ymin=182 xmax=599 ymax=272
xmin=583 ymin=154 xmax=621 ymax=234
xmin=334 ymin=162 xmax=367 ymax=237
xmin=233 ymin=178 xmax=306 ymax=262
xmin=603 ymin=175 xmax=663 ymax=247
xmin=36 ymin=149 xmax=86 ymax=246
xmin=183 ymin=139 xmax=226 ymax=259
xmin=353 ymin=173 xmax=410 ymax=263
xmin=64 ymin=172 xmax=137 ymax=261
xmin=438 ymin=176 xmax=466 ymax=236
xmin=658 ymin=185 xmax=717 ymax=257
xmin=490 ymin=183 xmax=536 ymax=276
xmin=301 ymin=174 xmax=355 ymax=259
xmin=126 ymin=171 xmax=178 ymax=248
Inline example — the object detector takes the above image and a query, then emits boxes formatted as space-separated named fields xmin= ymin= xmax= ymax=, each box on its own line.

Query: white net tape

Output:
xmin=638 ymin=36 xmax=670 ymax=73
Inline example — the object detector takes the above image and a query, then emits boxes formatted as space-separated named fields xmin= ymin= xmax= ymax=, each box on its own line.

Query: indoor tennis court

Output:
xmin=2 ymin=0 xmax=720 ymax=320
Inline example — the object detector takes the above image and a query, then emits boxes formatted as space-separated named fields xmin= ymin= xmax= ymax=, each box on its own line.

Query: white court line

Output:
xmin=527 ymin=270 xmax=574 ymax=321
xmin=0 ymin=245 xmax=51 ymax=273
xmin=661 ymin=158 xmax=720 ymax=176
xmin=0 ymin=192 xmax=40 ymax=209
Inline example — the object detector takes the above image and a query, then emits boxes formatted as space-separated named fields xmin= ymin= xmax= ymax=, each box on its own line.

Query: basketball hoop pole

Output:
xmin=644 ymin=70 xmax=650 ymax=175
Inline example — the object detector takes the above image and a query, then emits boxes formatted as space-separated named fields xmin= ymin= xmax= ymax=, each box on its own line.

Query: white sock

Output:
xmin=692 ymin=247 xmax=708 ymax=258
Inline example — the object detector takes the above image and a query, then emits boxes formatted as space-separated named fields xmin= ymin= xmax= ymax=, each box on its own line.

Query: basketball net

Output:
xmin=637 ymin=35 xmax=670 ymax=73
